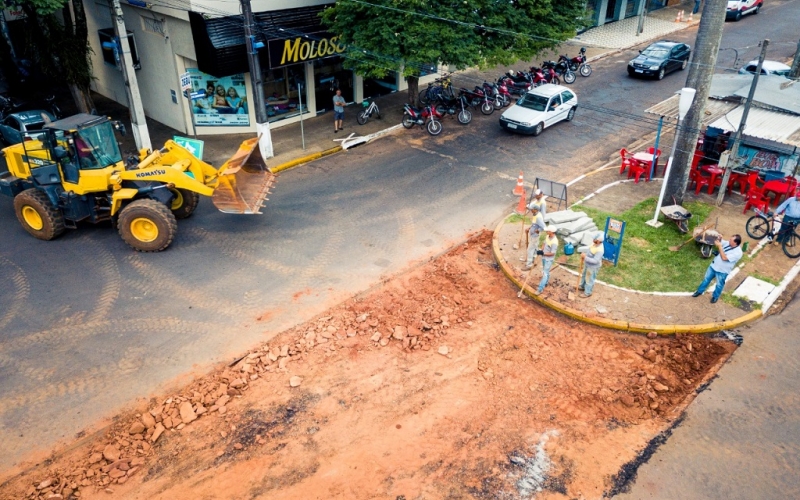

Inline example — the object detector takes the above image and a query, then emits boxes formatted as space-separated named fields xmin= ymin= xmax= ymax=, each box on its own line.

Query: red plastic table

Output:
xmin=701 ymin=164 xmax=723 ymax=194
xmin=763 ymin=179 xmax=791 ymax=207
xmin=633 ymin=152 xmax=656 ymax=179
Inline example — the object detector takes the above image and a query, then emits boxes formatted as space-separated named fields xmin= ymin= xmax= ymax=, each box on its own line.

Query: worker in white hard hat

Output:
xmin=527 ymin=188 xmax=547 ymax=218
xmin=522 ymin=205 xmax=546 ymax=271
xmin=579 ymin=231 xmax=605 ymax=298
xmin=536 ymin=225 xmax=559 ymax=294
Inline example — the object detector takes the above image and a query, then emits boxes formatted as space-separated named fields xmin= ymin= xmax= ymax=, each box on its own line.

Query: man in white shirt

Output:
xmin=692 ymin=234 xmax=743 ymax=304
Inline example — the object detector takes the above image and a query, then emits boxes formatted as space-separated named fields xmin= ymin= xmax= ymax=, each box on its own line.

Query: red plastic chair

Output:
xmin=726 ymin=170 xmax=749 ymax=195
xmin=742 ymin=170 xmax=764 ymax=194
xmin=743 ymin=186 xmax=770 ymax=214
xmin=628 ymin=158 xmax=648 ymax=183
xmin=689 ymin=169 xmax=710 ymax=195
xmin=619 ymin=148 xmax=631 ymax=175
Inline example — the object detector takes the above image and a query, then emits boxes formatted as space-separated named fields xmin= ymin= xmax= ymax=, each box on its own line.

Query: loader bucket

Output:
xmin=211 ymin=137 xmax=277 ymax=214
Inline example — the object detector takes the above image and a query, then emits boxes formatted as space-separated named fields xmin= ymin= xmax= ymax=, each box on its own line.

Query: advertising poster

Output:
xmin=188 ymin=69 xmax=249 ymax=126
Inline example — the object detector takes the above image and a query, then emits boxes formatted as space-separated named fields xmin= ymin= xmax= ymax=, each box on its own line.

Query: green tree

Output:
xmin=0 ymin=0 xmax=94 ymax=113
xmin=321 ymin=0 xmax=586 ymax=105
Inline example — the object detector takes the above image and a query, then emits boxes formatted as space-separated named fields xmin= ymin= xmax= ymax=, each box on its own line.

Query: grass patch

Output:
xmin=558 ymin=198 xmax=716 ymax=292
xmin=749 ymin=272 xmax=780 ymax=286
xmin=720 ymin=291 xmax=760 ymax=311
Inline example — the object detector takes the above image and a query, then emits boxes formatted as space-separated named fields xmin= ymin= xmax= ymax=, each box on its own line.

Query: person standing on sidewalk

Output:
xmin=528 ymin=189 xmax=547 ymax=218
xmin=537 ymin=225 xmax=559 ymax=294
xmin=522 ymin=206 xmax=546 ymax=271
xmin=579 ymin=232 xmax=605 ymax=298
xmin=693 ymin=0 xmax=702 ymax=14
xmin=692 ymin=234 xmax=743 ymax=304
xmin=333 ymin=89 xmax=345 ymax=133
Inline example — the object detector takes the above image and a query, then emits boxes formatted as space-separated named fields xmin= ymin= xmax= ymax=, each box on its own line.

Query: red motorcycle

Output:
xmin=498 ymin=73 xmax=531 ymax=96
xmin=567 ymin=47 xmax=592 ymax=77
xmin=402 ymin=103 xmax=443 ymax=135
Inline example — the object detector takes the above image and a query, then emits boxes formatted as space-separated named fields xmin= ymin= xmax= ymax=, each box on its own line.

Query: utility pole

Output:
xmin=663 ymin=0 xmax=728 ymax=205
xmin=715 ymin=40 xmax=768 ymax=206
xmin=111 ymin=0 xmax=151 ymax=151
xmin=241 ymin=0 xmax=273 ymax=159
xmin=790 ymin=39 xmax=800 ymax=79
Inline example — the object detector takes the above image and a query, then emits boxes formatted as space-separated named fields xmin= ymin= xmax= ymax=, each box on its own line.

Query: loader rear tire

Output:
xmin=169 ymin=188 xmax=200 ymax=219
xmin=14 ymin=188 xmax=65 ymax=241
xmin=118 ymin=199 xmax=177 ymax=252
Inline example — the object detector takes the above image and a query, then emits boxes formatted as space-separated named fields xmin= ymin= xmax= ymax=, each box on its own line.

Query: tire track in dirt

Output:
xmin=84 ymin=236 xmax=121 ymax=324
xmin=0 ymin=255 xmax=30 ymax=333
xmin=124 ymin=253 xmax=252 ymax=320
xmin=180 ymin=227 xmax=298 ymax=276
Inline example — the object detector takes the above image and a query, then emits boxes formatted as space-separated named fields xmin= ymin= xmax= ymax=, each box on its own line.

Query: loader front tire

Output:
xmin=118 ymin=199 xmax=177 ymax=252
xmin=14 ymin=188 xmax=65 ymax=241
xmin=169 ymin=188 xmax=200 ymax=219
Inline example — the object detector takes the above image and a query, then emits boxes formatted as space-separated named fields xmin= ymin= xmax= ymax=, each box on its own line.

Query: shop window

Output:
xmin=98 ymin=28 xmax=141 ymax=70
xmin=314 ymin=57 xmax=353 ymax=113
xmin=263 ymin=63 xmax=310 ymax=123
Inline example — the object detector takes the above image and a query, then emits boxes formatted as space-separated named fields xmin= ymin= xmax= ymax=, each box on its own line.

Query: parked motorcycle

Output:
xmin=567 ymin=47 xmax=592 ymax=77
xmin=460 ymin=87 xmax=494 ymax=115
xmin=555 ymin=56 xmax=577 ymax=84
xmin=539 ymin=62 xmax=562 ymax=85
xmin=402 ymin=103 xmax=444 ymax=135
xmin=433 ymin=94 xmax=472 ymax=125
xmin=487 ymin=81 xmax=512 ymax=108
xmin=498 ymin=74 xmax=531 ymax=96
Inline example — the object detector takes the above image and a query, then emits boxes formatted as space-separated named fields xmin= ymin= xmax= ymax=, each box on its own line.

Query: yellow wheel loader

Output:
xmin=0 ymin=113 xmax=276 ymax=251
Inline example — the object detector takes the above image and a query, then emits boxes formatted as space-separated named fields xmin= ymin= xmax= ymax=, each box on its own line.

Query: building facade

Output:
xmin=84 ymin=0 xmax=438 ymax=138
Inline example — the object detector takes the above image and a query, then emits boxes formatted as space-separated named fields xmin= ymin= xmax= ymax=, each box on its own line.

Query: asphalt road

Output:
xmin=1 ymin=0 xmax=798 ymax=473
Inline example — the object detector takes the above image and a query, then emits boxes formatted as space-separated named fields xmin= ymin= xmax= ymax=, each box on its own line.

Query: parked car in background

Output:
xmin=726 ymin=0 xmax=762 ymax=21
xmin=0 ymin=110 xmax=56 ymax=146
xmin=499 ymin=84 xmax=577 ymax=136
xmin=627 ymin=41 xmax=692 ymax=80
xmin=738 ymin=60 xmax=791 ymax=77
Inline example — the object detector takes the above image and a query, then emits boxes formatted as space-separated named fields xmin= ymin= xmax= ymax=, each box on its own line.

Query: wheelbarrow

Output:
xmin=694 ymin=227 xmax=721 ymax=258
xmin=660 ymin=204 xmax=692 ymax=234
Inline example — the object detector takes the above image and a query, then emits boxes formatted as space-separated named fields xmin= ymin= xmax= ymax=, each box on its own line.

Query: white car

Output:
xmin=499 ymin=84 xmax=577 ymax=136
xmin=738 ymin=60 xmax=791 ymax=77
xmin=726 ymin=0 xmax=762 ymax=21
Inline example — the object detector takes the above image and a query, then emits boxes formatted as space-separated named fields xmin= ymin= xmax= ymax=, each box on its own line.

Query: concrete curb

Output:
xmin=492 ymin=217 xmax=763 ymax=335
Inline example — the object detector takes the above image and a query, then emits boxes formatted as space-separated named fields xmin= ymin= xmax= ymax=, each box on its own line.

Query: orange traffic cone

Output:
xmin=687 ymin=11 xmax=693 ymax=21
xmin=514 ymin=189 xmax=527 ymax=215
xmin=513 ymin=171 xmax=525 ymax=196
xmin=675 ymin=10 xmax=681 ymax=22
xmin=680 ymin=10 xmax=685 ymax=21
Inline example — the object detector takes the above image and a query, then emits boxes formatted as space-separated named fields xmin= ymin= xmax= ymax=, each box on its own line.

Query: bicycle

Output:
xmin=745 ymin=207 xmax=800 ymax=258
xmin=356 ymin=98 xmax=380 ymax=125
xmin=418 ymin=74 xmax=454 ymax=105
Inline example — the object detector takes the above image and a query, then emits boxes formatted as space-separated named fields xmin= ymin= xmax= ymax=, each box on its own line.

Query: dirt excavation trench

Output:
xmin=2 ymin=231 xmax=737 ymax=500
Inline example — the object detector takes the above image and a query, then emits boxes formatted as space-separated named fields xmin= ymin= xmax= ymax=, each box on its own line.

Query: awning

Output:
xmin=708 ymin=106 xmax=800 ymax=149
xmin=644 ymin=94 xmax=737 ymax=126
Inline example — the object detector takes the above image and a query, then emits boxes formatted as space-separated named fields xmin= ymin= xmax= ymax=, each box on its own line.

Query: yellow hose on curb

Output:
xmin=492 ymin=218 xmax=763 ymax=335
xmin=269 ymin=146 xmax=343 ymax=174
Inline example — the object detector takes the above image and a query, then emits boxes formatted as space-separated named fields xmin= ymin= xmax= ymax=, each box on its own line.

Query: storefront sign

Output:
xmin=187 ymin=69 xmax=250 ymax=127
xmin=267 ymin=32 xmax=345 ymax=69
xmin=3 ymin=7 xmax=26 ymax=21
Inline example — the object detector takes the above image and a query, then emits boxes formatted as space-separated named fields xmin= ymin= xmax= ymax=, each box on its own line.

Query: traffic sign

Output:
xmin=173 ymin=136 xmax=204 ymax=160
xmin=179 ymin=72 xmax=192 ymax=91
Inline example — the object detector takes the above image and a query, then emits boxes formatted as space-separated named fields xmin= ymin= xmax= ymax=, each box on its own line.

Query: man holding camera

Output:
xmin=692 ymin=234 xmax=743 ymax=304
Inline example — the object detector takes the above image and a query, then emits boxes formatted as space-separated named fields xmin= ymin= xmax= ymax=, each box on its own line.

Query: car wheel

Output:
xmin=566 ymin=107 xmax=576 ymax=122
xmin=681 ymin=58 xmax=688 ymax=70
xmin=657 ymin=67 xmax=666 ymax=80
xmin=734 ymin=10 xmax=742 ymax=21
xmin=532 ymin=122 xmax=544 ymax=137
xmin=754 ymin=4 xmax=760 ymax=14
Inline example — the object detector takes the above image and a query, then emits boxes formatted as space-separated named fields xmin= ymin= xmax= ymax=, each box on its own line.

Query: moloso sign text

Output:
xmin=267 ymin=32 xmax=345 ymax=69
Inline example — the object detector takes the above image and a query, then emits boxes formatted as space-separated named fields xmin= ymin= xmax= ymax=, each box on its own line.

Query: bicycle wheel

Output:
xmin=782 ymin=230 xmax=800 ymax=259
xmin=419 ymin=89 xmax=431 ymax=105
xmin=357 ymin=111 xmax=368 ymax=125
xmin=745 ymin=215 xmax=770 ymax=240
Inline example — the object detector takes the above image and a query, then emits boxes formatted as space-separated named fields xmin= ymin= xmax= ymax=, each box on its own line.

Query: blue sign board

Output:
xmin=173 ymin=136 xmax=204 ymax=160
xmin=602 ymin=217 xmax=626 ymax=267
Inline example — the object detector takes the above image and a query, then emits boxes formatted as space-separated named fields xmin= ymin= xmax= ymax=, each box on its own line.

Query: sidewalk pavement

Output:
xmin=80 ymin=1 xmax=699 ymax=172
xmin=492 ymin=142 xmax=800 ymax=334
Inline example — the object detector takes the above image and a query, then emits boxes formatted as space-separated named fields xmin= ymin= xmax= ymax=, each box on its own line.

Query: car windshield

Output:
xmin=642 ymin=46 xmax=669 ymax=58
xmin=75 ymin=122 xmax=122 ymax=169
xmin=516 ymin=93 xmax=548 ymax=112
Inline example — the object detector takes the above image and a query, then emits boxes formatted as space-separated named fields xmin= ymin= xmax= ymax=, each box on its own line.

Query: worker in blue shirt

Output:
xmin=692 ymin=234 xmax=743 ymax=303
xmin=769 ymin=189 xmax=800 ymax=243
